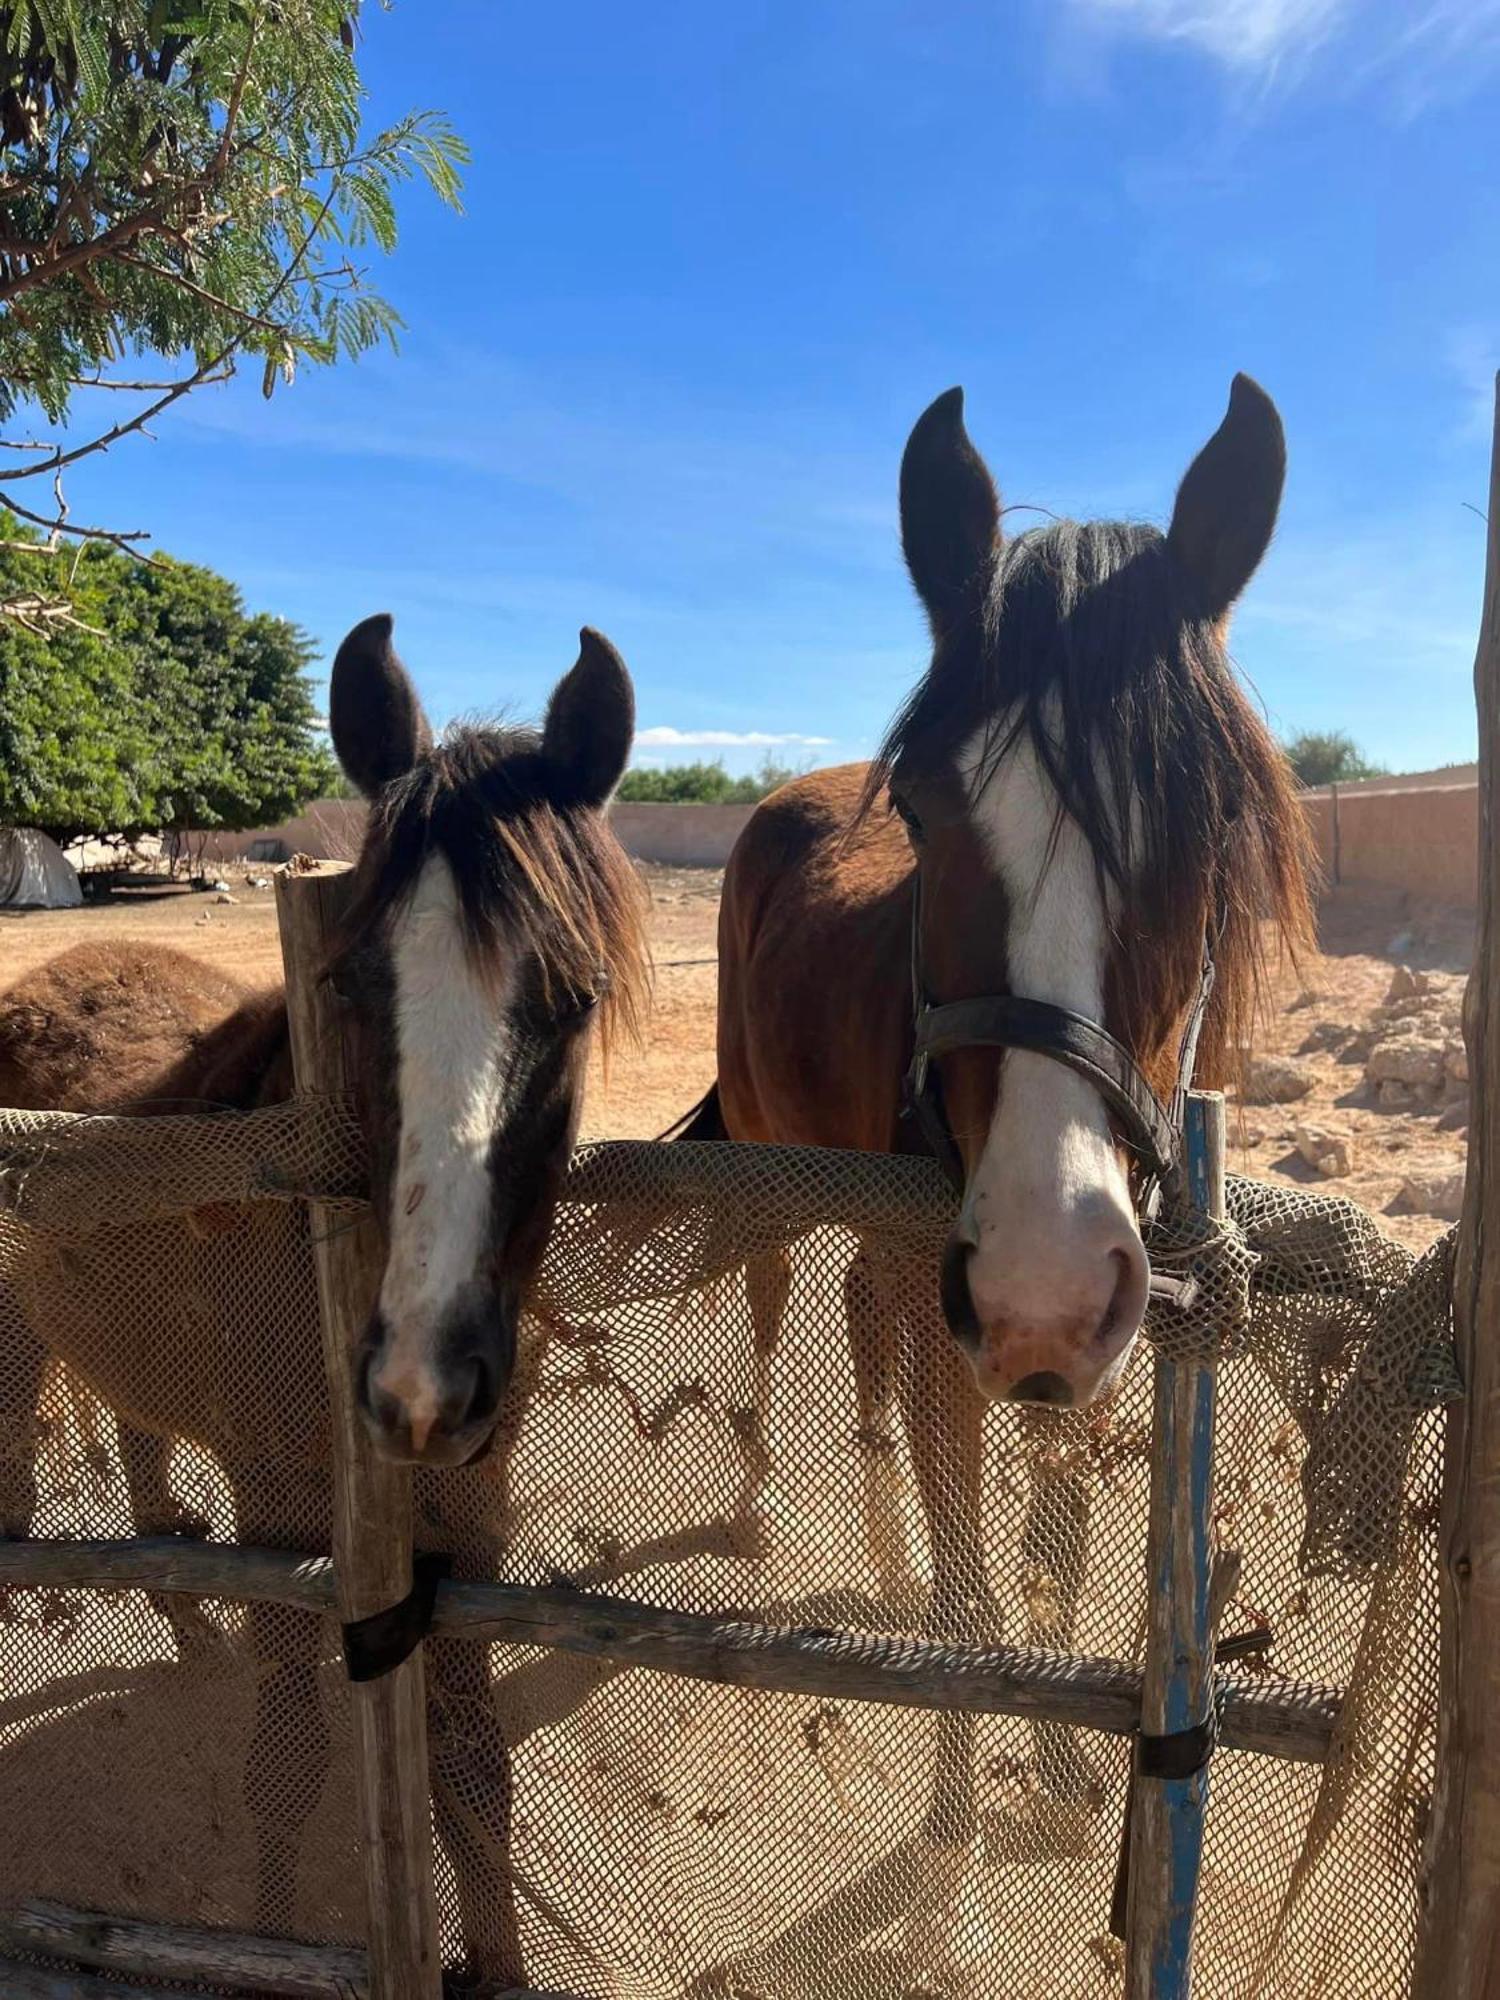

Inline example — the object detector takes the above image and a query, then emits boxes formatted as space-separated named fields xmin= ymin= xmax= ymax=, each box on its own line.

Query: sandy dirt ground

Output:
xmin=1 ymin=861 xmax=1470 ymax=1249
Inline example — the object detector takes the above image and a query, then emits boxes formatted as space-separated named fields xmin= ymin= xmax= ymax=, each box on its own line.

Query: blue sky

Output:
xmin=56 ymin=0 xmax=1500 ymax=774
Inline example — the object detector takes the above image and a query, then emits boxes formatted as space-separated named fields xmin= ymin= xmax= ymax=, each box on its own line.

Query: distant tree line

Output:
xmin=616 ymin=755 xmax=804 ymax=805
xmin=0 ymin=521 xmax=335 ymax=845
xmin=1280 ymin=730 xmax=1388 ymax=788
xmin=618 ymin=734 xmax=1419 ymax=802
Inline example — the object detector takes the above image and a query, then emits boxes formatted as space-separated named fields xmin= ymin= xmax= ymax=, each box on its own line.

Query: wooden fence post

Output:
xmin=1415 ymin=373 xmax=1500 ymax=1999
xmin=1125 ymin=1089 xmax=1225 ymax=1999
xmin=276 ymin=862 xmax=443 ymax=1999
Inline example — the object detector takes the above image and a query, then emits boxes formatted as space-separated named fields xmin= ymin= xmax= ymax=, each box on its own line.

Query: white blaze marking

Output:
xmin=375 ymin=854 xmax=512 ymax=1428
xmin=954 ymin=712 xmax=1139 ymax=1337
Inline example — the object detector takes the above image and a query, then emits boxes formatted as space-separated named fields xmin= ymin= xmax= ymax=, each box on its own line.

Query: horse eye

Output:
xmin=892 ymin=793 xmax=925 ymax=842
xmin=524 ymin=982 xmax=602 ymax=1031
xmin=327 ymin=948 xmax=381 ymax=1006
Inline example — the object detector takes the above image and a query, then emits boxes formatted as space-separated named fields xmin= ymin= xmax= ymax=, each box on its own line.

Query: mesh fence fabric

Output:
xmin=0 ymin=1103 xmax=1459 ymax=1998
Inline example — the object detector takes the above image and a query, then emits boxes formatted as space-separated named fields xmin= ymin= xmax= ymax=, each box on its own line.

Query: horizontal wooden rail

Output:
xmin=0 ymin=1904 xmax=364 ymax=1997
xmin=0 ymin=1903 xmax=591 ymax=2000
xmin=0 ymin=1536 xmax=338 ymax=1611
xmin=0 ymin=1951 xmax=221 ymax=1999
xmin=0 ymin=1536 xmax=1339 ymax=1763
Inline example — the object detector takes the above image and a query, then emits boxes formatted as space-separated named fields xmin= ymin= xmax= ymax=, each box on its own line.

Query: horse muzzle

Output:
xmin=939 ymin=1217 xmax=1150 ymax=1409
xmin=355 ymin=1303 xmax=513 ymax=1466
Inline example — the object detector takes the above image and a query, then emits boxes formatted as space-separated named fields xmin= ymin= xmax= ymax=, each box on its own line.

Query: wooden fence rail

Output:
xmin=0 ymin=1534 xmax=1339 ymax=1764
xmin=0 ymin=1903 xmax=591 ymax=2000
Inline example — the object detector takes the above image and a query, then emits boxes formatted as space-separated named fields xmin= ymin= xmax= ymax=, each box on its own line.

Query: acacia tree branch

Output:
xmin=0 ymin=592 xmax=108 ymax=636
xmin=0 ymin=194 xmax=182 ymax=303
xmin=3 ymin=324 xmax=269 ymax=486
xmin=0 ymin=486 xmax=152 ymax=556
xmin=114 ymin=250 xmax=286 ymax=333
xmin=212 ymin=12 xmax=261 ymax=178
xmin=0 ymin=45 xmax=262 ymax=309
xmin=67 ymin=367 xmax=236 ymax=392
xmin=2 ymin=159 xmax=345 ymax=496
xmin=0 ymin=168 xmax=349 ymax=621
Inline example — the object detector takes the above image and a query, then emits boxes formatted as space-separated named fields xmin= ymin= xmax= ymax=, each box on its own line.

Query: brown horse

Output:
xmin=674 ymin=381 xmax=1313 ymax=1837
xmin=0 ymin=615 xmax=647 ymax=1976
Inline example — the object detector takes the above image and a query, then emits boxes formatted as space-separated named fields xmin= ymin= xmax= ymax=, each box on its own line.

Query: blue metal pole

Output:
xmin=1126 ymin=1089 xmax=1223 ymax=1999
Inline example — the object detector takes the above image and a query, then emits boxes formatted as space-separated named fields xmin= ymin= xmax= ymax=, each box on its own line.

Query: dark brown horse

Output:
xmin=676 ymin=378 xmax=1313 ymax=1678
xmin=0 ymin=615 xmax=647 ymax=1975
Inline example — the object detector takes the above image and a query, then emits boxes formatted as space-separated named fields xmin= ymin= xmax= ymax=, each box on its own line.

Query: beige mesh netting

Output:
xmin=0 ymin=1102 xmax=1459 ymax=1998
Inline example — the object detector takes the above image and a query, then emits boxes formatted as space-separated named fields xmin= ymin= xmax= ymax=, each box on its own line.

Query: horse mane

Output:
xmin=332 ymin=722 xmax=650 ymax=1057
xmin=860 ymin=518 xmax=1315 ymax=1087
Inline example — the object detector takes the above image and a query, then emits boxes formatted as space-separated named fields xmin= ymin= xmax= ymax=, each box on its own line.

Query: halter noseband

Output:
xmin=901 ymin=869 xmax=1217 ymax=1216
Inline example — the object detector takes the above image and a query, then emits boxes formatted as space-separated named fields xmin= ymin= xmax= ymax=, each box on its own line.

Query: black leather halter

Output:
xmin=901 ymin=870 xmax=1216 ymax=1214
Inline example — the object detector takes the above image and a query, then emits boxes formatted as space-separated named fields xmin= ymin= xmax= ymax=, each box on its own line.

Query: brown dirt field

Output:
xmin=1 ymin=862 xmax=1470 ymax=1246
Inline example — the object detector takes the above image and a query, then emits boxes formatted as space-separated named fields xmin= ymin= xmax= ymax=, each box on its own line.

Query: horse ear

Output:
xmin=1167 ymin=374 xmax=1286 ymax=622
xmin=329 ymin=613 xmax=432 ymax=797
xmin=900 ymin=387 xmax=1001 ymax=637
xmin=542 ymin=628 xmax=635 ymax=808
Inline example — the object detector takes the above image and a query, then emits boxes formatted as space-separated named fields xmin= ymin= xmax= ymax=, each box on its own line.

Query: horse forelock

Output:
xmin=862 ymin=516 xmax=1314 ymax=1081
xmin=330 ymin=722 xmax=649 ymax=1056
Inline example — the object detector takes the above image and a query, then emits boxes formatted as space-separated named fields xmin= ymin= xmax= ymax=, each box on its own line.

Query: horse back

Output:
xmin=0 ymin=941 xmax=290 ymax=1114
xmin=716 ymin=763 xmax=914 ymax=1153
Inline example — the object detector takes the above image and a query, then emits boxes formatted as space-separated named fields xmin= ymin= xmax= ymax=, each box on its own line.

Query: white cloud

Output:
xmin=1069 ymin=0 xmax=1500 ymax=101
xmin=636 ymin=726 xmax=833 ymax=748
xmin=1359 ymin=2 xmax=1500 ymax=117
xmin=1071 ymin=0 xmax=1346 ymax=70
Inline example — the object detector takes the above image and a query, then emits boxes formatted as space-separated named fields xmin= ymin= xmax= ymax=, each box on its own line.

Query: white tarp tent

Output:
xmin=0 ymin=828 xmax=83 ymax=909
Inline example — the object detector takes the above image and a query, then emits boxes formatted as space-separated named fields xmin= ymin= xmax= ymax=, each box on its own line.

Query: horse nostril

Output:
xmin=356 ymin=1343 xmax=398 ymax=1435
xmin=940 ymin=1234 xmax=981 ymax=1348
xmin=1095 ymin=1245 xmax=1148 ymax=1358
xmin=1006 ymin=1370 xmax=1075 ymax=1407
xmin=456 ymin=1352 xmax=500 ymax=1432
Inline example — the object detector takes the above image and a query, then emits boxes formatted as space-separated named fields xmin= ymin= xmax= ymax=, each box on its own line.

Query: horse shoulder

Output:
xmin=717 ymin=764 xmax=912 ymax=1152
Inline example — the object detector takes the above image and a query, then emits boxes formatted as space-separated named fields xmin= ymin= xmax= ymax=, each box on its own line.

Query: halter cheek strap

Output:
xmin=901 ymin=869 xmax=1219 ymax=1211
xmin=909 ymin=995 xmax=1181 ymax=1186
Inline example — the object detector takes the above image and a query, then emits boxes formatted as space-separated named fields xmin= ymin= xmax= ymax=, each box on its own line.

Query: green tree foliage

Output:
xmin=0 ymin=543 xmax=149 ymax=837
xmin=0 ymin=2 xmax=464 ymax=604
xmin=1281 ymin=730 xmax=1388 ymax=788
xmin=615 ymin=755 xmax=804 ymax=805
xmin=0 ymin=521 xmax=335 ymax=841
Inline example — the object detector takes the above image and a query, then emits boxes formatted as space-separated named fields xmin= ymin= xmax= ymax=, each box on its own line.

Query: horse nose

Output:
xmin=356 ymin=1333 xmax=502 ymax=1465
xmin=940 ymin=1225 xmax=1150 ymax=1408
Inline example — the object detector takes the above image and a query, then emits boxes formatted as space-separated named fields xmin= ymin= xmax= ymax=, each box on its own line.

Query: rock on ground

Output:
xmin=1294 ymin=1123 xmax=1355 ymax=1178
xmin=1367 ymin=1035 xmax=1447 ymax=1089
xmin=1394 ymin=1170 xmax=1466 ymax=1221
xmin=1239 ymin=1055 xmax=1317 ymax=1106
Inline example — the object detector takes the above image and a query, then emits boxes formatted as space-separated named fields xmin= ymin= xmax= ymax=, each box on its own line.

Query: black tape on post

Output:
xmin=342 ymin=1552 xmax=452 ymax=1683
